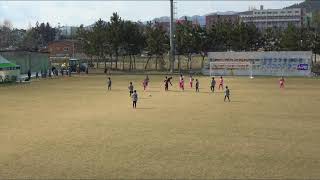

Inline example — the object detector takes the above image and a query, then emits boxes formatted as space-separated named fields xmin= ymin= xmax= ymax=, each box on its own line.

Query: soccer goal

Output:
xmin=209 ymin=62 xmax=216 ymax=76
xmin=210 ymin=61 xmax=253 ymax=78
xmin=209 ymin=62 xmax=227 ymax=76
xmin=249 ymin=62 xmax=254 ymax=79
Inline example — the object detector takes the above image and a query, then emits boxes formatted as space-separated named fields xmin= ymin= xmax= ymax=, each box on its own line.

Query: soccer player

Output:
xmin=181 ymin=78 xmax=185 ymax=90
xmin=219 ymin=76 xmax=224 ymax=90
xmin=164 ymin=76 xmax=173 ymax=91
xmin=179 ymin=74 xmax=185 ymax=91
xmin=143 ymin=75 xmax=149 ymax=91
xmin=145 ymin=75 xmax=150 ymax=87
xmin=27 ymin=69 xmax=31 ymax=81
xmin=128 ymin=82 xmax=134 ymax=97
xmin=189 ymin=75 xmax=194 ymax=88
xmin=195 ymin=79 xmax=199 ymax=92
xmin=210 ymin=77 xmax=216 ymax=92
xmin=179 ymin=74 xmax=183 ymax=90
xmin=279 ymin=76 xmax=285 ymax=88
xmin=224 ymin=86 xmax=230 ymax=102
xmin=164 ymin=76 xmax=168 ymax=91
xmin=131 ymin=90 xmax=138 ymax=109
xmin=107 ymin=77 xmax=112 ymax=90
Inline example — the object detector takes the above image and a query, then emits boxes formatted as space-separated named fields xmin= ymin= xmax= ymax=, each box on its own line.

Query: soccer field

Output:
xmin=0 ymin=75 xmax=320 ymax=179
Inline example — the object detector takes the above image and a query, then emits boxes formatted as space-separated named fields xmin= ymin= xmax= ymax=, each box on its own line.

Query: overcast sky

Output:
xmin=0 ymin=1 xmax=303 ymax=29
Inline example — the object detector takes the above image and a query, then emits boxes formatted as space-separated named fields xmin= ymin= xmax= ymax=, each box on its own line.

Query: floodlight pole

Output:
xmin=169 ymin=0 xmax=175 ymax=73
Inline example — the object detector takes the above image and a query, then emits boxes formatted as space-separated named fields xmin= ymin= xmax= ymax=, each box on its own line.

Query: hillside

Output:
xmin=286 ymin=0 xmax=320 ymax=12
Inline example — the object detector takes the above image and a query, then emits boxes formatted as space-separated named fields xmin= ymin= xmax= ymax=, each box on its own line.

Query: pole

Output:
xmin=28 ymin=52 xmax=31 ymax=73
xmin=169 ymin=0 xmax=175 ymax=73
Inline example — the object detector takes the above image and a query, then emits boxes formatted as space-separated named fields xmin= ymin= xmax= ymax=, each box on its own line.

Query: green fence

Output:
xmin=0 ymin=51 xmax=49 ymax=74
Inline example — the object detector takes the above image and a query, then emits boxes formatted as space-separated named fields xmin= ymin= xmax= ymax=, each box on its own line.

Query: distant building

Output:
xmin=156 ymin=18 xmax=196 ymax=33
xmin=304 ymin=12 xmax=313 ymax=28
xmin=48 ymin=40 xmax=78 ymax=58
xmin=240 ymin=6 xmax=307 ymax=30
xmin=205 ymin=14 xmax=240 ymax=29
xmin=176 ymin=19 xmax=191 ymax=25
xmin=48 ymin=40 xmax=90 ymax=66
xmin=58 ymin=26 xmax=78 ymax=37
xmin=192 ymin=16 xmax=206 ymax=27
xmin=157 ymin=21 xmax=170 ymax=32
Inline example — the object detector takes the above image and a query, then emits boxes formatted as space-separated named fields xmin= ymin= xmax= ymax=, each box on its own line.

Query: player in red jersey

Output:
xmin=180 ymin=77 xmax=185 ymax=91
xmin=279 ymin=76 xmax=285 ymax=88
xmin=218 ymin=76 xmax=224 ymax=90
xmin=189 ymin=75 xmax=194 ymax=88
xmin=142 ymin=75 xmax=149 ymax=91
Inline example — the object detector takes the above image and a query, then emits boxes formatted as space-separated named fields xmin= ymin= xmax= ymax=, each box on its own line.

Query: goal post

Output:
xmin=249 ymin=61 xmax=254 ymax=79
xmin=209 ymin=62 xmax=227 ymax=76
xmin=209 ymin=61 xmax=253 ymax=77
xmin=209 ymin=62 xmax=215 ymax=76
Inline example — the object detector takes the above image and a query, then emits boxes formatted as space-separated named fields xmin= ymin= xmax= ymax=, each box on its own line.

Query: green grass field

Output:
xmin=1 ymin=75 xmax=320 ymax=179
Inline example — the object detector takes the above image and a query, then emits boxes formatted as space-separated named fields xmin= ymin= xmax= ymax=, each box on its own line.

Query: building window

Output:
xmin=64 ymin=47 xmax=69 ymax=51
xmin=288 ymin=11 xmax=292 ymax=13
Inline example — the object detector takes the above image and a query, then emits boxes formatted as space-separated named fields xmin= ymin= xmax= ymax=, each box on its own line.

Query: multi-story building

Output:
xmin=240 ymin=6 xmax=306 ymax=30
xmin=205 ymin=14 xmax=240 ymax=29
xmin=191 ymin=16 xmax=206 ymax=27
xmin=157 ymin=21 xmax=170 ymax=32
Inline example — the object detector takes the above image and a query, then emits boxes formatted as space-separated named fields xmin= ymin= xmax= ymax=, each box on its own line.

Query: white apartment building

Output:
xmin=240 ymin=6 xmax=305 ymax=30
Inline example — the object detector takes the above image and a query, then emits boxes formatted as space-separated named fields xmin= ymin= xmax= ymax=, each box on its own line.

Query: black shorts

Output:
xmin=130 ymin=90 xmax=133 ymax=94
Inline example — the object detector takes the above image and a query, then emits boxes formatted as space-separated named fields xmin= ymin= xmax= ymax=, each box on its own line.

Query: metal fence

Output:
xmin=0 ymin=51 xmax=49 ymax=74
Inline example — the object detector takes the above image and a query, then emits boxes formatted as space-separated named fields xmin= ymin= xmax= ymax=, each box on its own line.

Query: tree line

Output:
xmin=77 ymin=14 xmax=320 ymax=72
xmin=0 ymin=20 xmax=58 ymax=51
xmin=77 ymin=13 xmax=168 ymax=71
xmin=2 ymin=12 xmax=320 ymax=72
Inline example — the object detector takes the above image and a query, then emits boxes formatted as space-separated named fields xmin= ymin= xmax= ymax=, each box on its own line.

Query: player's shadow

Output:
xmin=210 ymin=91 xmax=224 ymax=94
xmin=136 ymin=107 xmax=154 ymax=110
xmin=229 ymin=101 xmax=241 ymax=103
xmin=139 ymin=97 xmax=150 ymax=99
xmin=145 ymin=90 xmax=160 ymax=93
xmin=167 ymin=90 xmax=185 ymax=92
xmin=197 ymin=91 xmax=214 ymax=94
xmin=109 ymin=89 xmax=126 ymax=92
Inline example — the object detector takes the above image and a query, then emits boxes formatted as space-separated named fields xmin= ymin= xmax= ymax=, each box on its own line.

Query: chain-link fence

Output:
xmin=0 ymin=51 xmax=49 ymax=74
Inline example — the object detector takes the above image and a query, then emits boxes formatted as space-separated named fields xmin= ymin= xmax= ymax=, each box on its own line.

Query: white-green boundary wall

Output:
xmin=203 ymin=51 xmax=312 ymax=76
